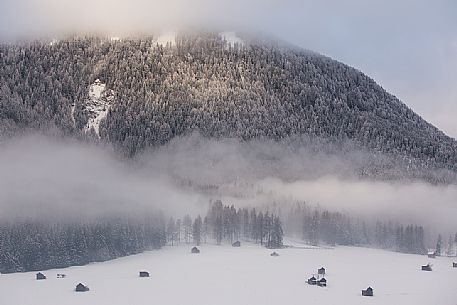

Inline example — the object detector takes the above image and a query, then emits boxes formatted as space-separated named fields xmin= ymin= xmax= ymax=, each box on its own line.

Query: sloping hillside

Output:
xmin=0 ymin=33 xmax=456 ymax=178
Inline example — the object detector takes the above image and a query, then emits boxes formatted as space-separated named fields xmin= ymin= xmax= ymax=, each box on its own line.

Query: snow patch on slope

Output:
xmin=219 ymin=31 xmax=244 ymax=47
xmin=49 ymin=38 xmax=59 ymax=46
xmin=155 ymin=32 xmax=176 ymax=47
xmin=89 ymin=80 xmax=105 ymax=100
xmin=84 ymin=79 xmax=114 ymax=137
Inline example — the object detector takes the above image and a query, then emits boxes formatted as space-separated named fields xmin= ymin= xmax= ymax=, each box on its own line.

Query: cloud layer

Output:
xmin=0 ymin=136 xmax=206 ymax=221
xmin=1 ymin=135 xmax=456 ymax=238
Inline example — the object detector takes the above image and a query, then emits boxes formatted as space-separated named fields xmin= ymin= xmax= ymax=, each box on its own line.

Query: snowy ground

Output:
xmin=1 ymin=243 xmax=456 ymax=305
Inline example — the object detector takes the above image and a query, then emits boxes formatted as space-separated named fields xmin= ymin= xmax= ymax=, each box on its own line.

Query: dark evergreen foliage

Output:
xmin=436 ymin=234 xmax=442 ymax=256
xmin=283 ymin=202 xmax=426 ymax=254
xmin=1 ymin=34 xmax=456 ymax=183
xmin=0 ymin=214 xmax=166 ymax=273
xmin=205 ymin=200 xmax=284 ymax=248
xmin=167 ymin=200 xmax=284 ymax=249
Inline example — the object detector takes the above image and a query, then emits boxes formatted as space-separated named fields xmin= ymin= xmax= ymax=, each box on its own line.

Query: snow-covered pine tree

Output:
xmin=192 ymin=215 xmax=202 ymax=246
xmin=183 ymin=215 xmax=193 ymax=244
xmin=436 ymin=234 xmax=443 ymax=256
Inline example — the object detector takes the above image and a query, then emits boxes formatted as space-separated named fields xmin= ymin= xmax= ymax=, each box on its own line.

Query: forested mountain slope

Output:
xmin=1 ymin=33 xmax=456 ymax=179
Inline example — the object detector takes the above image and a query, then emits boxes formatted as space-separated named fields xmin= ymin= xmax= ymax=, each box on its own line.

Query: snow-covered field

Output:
xmin=1 ymin=243 xmax=456 ymax=305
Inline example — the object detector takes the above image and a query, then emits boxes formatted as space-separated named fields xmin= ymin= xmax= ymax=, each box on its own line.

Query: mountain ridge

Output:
xmin=0 ymin=33 xmax=456 ymax=181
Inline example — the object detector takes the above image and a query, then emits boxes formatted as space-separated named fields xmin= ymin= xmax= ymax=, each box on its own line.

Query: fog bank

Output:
xmin=0 ymin=136 xmax=205 ymax=221
xmin=0 ymin=135 xmax=456 ymax=234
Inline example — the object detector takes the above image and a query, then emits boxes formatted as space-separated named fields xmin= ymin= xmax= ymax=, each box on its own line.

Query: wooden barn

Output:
xmin=232 ymin=241 xmax=241 ymax=247
xmin=318 ymin=267 xmax=326 ymax=275
xmin=317 ymin=278 xmax=327 ymax=287
xmin=307 ymin=276 xmax=317 ymax=285
xmin=270 ymin=251 xmax=279 ymax=257
xmin=421 ymin=263 xmax=432 ymax=271
xmin=139 ymin=271 xmax=150 ymax=277
xmin=191 ymin=247 xmax=200 ymax=254
xmin=36 ymin=272 xmax=46 ymax=280
xmin=75 ymin=283 xmax=89 ymax=292
xmin=362 ymin=287 xmax=374 ymax=296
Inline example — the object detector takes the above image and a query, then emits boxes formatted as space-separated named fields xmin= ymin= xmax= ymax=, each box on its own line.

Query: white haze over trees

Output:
xmin=0 ymin=136 xmax=205 ymax=221
xmin=1 ymin=135 xmax=456 ymax=236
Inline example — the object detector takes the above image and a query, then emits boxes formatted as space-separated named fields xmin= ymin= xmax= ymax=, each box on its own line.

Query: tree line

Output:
xmin=435 ymin=233 xmax=457 ymax=257
xmin=0 ymin=214 xmax=166 ymax=274
xmin=283 ymin=202 xmax=431 ymax=255
xmin=0 ymin=200 xmax=284 ymax=273
xmin=166 ymin=200 xmax=284 ymax=249
xmin=1 ymin=199 xmax=455 ymax=274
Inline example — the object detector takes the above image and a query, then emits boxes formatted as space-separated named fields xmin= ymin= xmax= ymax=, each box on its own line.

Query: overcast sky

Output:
xmin=1 ymin=0 xmax=456 ymax=138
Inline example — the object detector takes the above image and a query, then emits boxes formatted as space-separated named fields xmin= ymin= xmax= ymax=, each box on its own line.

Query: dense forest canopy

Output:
xmin=1 ymin=33 xmax=456 ymax=180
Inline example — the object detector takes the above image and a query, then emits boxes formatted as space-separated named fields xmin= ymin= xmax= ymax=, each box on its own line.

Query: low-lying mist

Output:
xmin=0 ymin=136 xmax=206 ymax=221
xmin=0 ymin=134 xmax=456 ymax=236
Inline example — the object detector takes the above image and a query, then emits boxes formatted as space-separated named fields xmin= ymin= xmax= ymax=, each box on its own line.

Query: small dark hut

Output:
xmin=453 ymin=262 xmax=457 ymax=268
xmin=139 ymin=271 xmax=150 ymax=277
xmin=191 ymin=247 xmax=200 ymax=254
xmin=36 ymin=272 xmax=46 ymax=280
xmin=270 ymin=252 xmax=279 ymax=257
xmin=232 ymin=241 xmax=241 ymax=247
xmin=75 ymin=283 xmax=89 ymax=292
xmin=307 ymin=276 xmax=317 ymax=285
xmin=317 ymin=278 xmax=327 ymax=287
xmin=362 ymin=287 xmax=374 ymax=296
xmin=318 ymin=267 xmax=326 ymax=275
xmin=421 ymin=264 xmax=432 ymax=271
